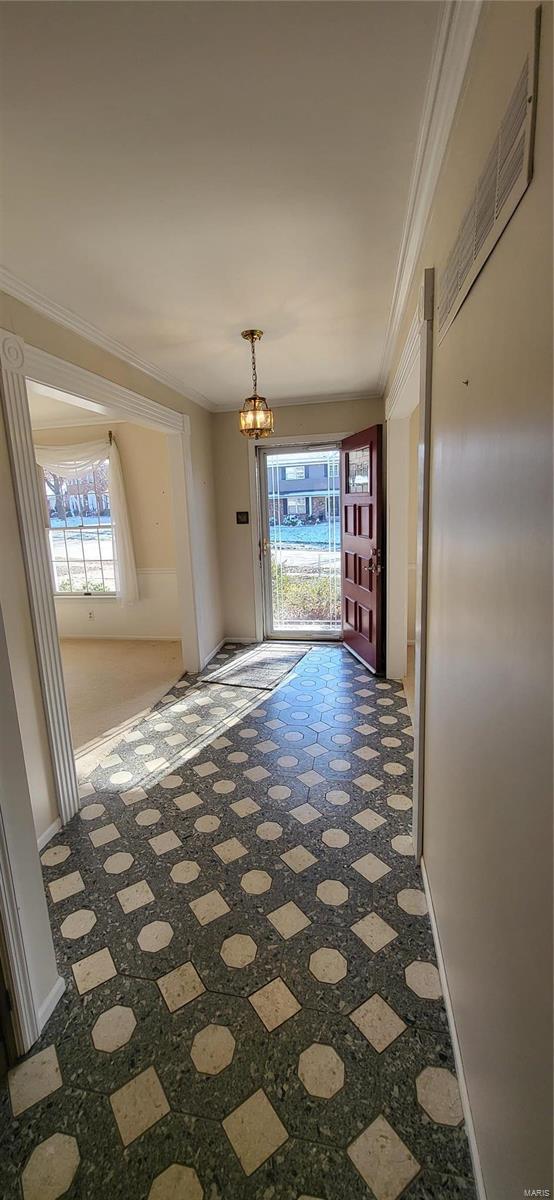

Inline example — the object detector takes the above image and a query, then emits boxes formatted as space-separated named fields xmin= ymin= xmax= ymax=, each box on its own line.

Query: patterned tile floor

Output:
xmin=1 ymin=643 xmax=477 ymax=1199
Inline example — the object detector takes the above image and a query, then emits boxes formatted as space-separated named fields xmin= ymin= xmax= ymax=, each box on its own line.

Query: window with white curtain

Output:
xmin=43 ymin=459 xmax=116 ymax=594
xmin=35 ymin=437 xmax=139 ymax=604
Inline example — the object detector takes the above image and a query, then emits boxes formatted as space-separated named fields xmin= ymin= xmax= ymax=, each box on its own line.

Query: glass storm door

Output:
xmin=258 ymin=446 xmax=341 ymax=639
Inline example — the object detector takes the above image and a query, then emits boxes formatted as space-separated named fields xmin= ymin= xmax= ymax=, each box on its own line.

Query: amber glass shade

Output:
xmin=239 ymin=394 xmax=274 ymax=438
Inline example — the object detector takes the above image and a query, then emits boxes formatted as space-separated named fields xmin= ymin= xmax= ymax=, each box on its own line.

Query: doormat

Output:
xmin=200 ymin=643 xmax=310 ymax=690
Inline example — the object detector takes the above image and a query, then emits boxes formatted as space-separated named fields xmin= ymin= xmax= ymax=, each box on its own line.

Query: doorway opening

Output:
xmin=27 ymin=383 xmax=186 ymax=779
xmin=258 ymin=446 xmax=341 ymax=639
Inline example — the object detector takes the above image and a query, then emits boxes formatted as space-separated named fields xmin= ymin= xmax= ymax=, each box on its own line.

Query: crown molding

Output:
xmin=378 ymin=0 xmax=483 ymax=393
xmin=385 ymin=310 xmax=420 ymax=420
xmin=213 ymin=389 xmax=381 ymax=414
xmin=0 ymin=267 xmax=215 ymax=412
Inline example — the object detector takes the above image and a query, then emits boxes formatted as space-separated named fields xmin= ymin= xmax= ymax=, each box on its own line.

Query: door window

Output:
xmin=346 ymin=447 xmax=370 ymax=493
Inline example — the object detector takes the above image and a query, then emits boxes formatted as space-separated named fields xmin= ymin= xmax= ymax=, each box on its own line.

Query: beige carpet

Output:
xmin=60 ymin=638 xmax=183 ymax=757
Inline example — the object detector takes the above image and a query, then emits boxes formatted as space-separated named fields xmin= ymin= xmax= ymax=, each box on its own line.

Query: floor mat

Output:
xmin=200 ymin=643 xmax=310 ymax=690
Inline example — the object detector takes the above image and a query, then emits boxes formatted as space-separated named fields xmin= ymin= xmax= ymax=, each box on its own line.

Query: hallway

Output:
xmin=2 ymin=644 xmax=475 ymax=1199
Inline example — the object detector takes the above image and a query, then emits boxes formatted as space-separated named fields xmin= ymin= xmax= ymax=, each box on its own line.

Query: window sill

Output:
xmin=54 ymin=593 xmax=117 ymax=600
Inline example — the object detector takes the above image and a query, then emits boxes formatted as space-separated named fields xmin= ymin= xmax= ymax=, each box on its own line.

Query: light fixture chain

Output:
xmin=250 ymin=334 xmax=258 ymax=396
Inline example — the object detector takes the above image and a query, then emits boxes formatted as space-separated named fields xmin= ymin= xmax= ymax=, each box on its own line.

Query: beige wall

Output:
xmin=214 ymin=396 xmax=383 ymax=639
xmin=386 ymin=4 xmax=553 ymax=1195
xmin=0 ymin=295 xmax=223 ymax=839
xmin=407 ymin=405 xmax=419 ymax=643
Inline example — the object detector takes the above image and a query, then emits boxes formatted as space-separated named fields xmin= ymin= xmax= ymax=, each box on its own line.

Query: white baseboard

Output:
xmin=200 ymin=637 xmax=226 ymax=669
xmin=200 ymin=636 xmax=258 ymax=671
xmin=37 ymin=974 xmax=66 ymax=1032
xmin=421 ymin=858 xmax=487 ymax=1200
xmin=37 ymin=818 xmax=61 ymax=851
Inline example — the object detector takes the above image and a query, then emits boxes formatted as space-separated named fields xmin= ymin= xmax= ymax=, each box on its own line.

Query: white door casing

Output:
xmin=384 ymin=268 xmax=434 ymax=862
xmin=0 ymin=332 xmax=79 ymax=825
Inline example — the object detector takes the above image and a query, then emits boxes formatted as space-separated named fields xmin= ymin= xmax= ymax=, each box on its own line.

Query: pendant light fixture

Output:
xmin=238 ymin=329 xmax=274 ymax=438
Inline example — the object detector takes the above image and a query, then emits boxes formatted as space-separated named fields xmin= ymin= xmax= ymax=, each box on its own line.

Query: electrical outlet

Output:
xmin=88 ymin=610 xmax=94 ymax=621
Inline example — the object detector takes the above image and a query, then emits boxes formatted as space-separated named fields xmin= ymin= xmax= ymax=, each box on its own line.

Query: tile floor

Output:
xmin=1 ymin=643 xmax=477 ymax=1199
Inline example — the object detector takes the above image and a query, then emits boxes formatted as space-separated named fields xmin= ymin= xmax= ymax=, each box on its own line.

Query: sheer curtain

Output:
xmin=34 ymin=436 xmax=139 ymax=603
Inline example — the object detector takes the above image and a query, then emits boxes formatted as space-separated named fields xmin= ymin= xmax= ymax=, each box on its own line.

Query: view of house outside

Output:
xmin=266 ymin=449 xmax=341 ymax=631
xmin=43 ymin=461 xmax=116 ymax=594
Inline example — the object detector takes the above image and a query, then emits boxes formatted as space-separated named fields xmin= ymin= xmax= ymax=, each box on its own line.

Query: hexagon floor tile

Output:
xmin=4 ymin=643 xmax=476 ymax=1199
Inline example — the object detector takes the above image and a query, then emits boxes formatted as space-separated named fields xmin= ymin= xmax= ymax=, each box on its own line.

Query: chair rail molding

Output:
xmin=0 ymin=329 xmax=79 ymax=825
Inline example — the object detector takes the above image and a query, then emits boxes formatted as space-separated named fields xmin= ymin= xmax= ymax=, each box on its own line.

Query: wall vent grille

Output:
xmin=437 ymin=7 xmax=541 ymax=342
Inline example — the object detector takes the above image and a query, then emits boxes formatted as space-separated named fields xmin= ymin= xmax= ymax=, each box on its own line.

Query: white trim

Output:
xmin=378 ymin=0 xmax=482 ymax=391
xmin=36 ymin=818 xmax=61 ymax=852
xmin=254 ymin=439 xmax=344 ymax=643
xmin=31 ymin=415 xmax=123 ymax=431
xmin=24 ymin=344 xmax=189 ymax=433
xmin=385 ymin=416 xmax=410 ymax=681
xmin=248 ymin=441 xmax=264 ymax=644
xmin=59 ymin=633 xmax=180 ymax=642
xmin=412 ymin=270 xmax=435 ymax=864
xmin=213 ymin=391 xmax=379 ymax=414
xmin=0 ymin=267 xmax=213 ymax=411
xmin=136 ymin=567 xmax=176 ymax=577
xmin=385 ymin=270 xmax=434 ymax=862
xmin=248 ymin=431 xmax=351 ymax=644
xmin=200 ymin=637 xmax=226 ymax=669
xmin=200 ymin=637 xmax=259 ymax=669
xmin=167 ymin=431 xmax=202 ymax=674
xmin=384 ymin=311 xmax=420 ymax=421
xmin=37 ymin=975 xmax=66 ymax=1034
xmin=250 ymin=432 xmax=351 ymax=448
xmin=0 ymin=805 xmax=39 ymax=1053
xmin=0 ymin=333 xmax=80 ymax=824
xmin=421 ymin=858 xmax=487 ymax=1200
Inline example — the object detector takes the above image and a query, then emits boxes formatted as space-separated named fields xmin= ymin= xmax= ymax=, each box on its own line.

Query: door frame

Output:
xmin=0 ymin=331 xmax=203 ymax=829
xmin=248 ymin=433 xmax=351 ymax=643
xmin=384 ymin=268 xmax=434 ymax=862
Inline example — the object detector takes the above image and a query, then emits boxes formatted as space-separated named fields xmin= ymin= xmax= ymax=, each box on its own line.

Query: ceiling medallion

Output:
xmin=238 ymin=329 xmax=274 ymax=438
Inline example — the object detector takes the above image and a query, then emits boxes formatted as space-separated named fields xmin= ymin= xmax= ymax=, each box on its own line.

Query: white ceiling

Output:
xmin=1 ymin=2 xmax=440 ymax=410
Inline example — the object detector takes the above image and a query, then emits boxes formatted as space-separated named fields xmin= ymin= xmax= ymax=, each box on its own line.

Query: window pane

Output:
xmin=43 ymin=458 xmax=116 ymax=593
xmin=346 ymin=447 xmax=370 ymax=493
xmin=66 ymin=529 xmax=86 ymax=562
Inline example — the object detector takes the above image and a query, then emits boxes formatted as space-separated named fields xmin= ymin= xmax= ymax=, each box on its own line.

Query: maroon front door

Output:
xmin=341 ymin=425 xmax=384 ymax=673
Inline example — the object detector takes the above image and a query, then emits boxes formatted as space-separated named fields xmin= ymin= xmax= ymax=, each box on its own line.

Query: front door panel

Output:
xmin=340 ymin=425 xmax=384 ymax=672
